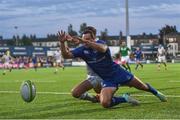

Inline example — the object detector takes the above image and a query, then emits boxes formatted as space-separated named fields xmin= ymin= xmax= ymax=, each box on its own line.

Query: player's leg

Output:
xmin=126 ymin=76 xmax=167 ymax=102
xmin=2 ymin=63 xmax=6 ymax=75
xmin=135 ymin=60 xmax=139 ymax=70
xmin=163 ymin=62 xmax=167 ymax=70
xmin=126 ymin=62 xmax=131 ymax=72
xmin=54 ymin=62 xmax=58 ymax=74
xmin=100 ymin=87 xmax=116 ymax=108
xmin=162 ymin=56 xmax=167 ymax=70
xmin=126 ymin=56 xmax=131 ymax=72
xmin=3 ymin=63 xmax=9 ymax=75
xmin=157 ymin=57 xmax=161 ymax=71
xmin=35 ymin=63 xmax=37 ymax=71
xmin=90 ymin=76 xmax=102 ymax=102
xmin=8 ymin=62 xmax=12 ymax=72
xmin=121 ymin=57 xmax=128 ymax=70
xmin=60 ymin=61 xmax=65 ymax=70
xmin=122 ymin=64 xmax=128 ymax=70
xmin=137 ymin=59 xmax=143 ymax=69
xmin=139 ymin=62 xmax=143 ymax=68
xmin=100 ymin=86 xmax=139 ymax=108
xmin=34 ymin=62 xmax=37 ymax=71
xmin=71 ymin=80 xmax=97 ymax=102
xmin=9 ymin=65 xmax=12 ymax=72
xmin=157 ymin=63 xmax=161 ymax=70
xmin=60 ymin=63 xmax=65 ymax=70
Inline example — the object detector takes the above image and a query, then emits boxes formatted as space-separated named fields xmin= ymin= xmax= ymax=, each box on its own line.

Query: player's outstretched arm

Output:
xmin=57 ymin=30 xmax=73 ymax=59
xmin=78 ymin=38 xmax=107 ymax=53
xmin=86 ymin=41 xmax=108 ymax=53
xmin=68 ymin=36 xmax=107 ymax=53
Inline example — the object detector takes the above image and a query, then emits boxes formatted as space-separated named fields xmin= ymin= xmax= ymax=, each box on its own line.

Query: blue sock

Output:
xmin=146 ymin=83 xmax=158 ymax=95
xmin=110 ymin=97 xmax=127 ymax=107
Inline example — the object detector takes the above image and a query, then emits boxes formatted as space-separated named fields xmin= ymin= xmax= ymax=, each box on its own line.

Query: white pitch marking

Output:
xmin=168 ymin=81 xmax=180 ymax=83
xmin=0 ymin=80 xmax=56 ymax=83
xmin=0 ymin=91 xmax=180 ymax=98
xmin=0 ymin=91 xmax=70 ymax=95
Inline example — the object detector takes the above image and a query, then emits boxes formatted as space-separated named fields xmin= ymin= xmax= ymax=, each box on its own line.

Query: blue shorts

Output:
xmin=101 ymin=74 xmax=134 ymax=88
xmin=135 ymin=58 xmax=141 ymax=61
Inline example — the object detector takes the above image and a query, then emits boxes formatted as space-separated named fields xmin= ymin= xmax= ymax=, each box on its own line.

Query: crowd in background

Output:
xmin=0 ymin=55 xmax=57 ymax=69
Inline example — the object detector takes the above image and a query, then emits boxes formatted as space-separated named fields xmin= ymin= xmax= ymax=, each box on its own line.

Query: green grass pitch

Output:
xmin=0 ymin=63 xmax=180 ymax=119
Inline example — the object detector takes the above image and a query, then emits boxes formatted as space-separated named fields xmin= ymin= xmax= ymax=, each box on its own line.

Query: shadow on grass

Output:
xmin=0 ymin=98 xmax=164 ymax=119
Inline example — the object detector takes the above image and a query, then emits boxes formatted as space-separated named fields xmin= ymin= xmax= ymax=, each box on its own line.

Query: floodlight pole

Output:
xmin=125 ymin=0 xmax=131 ymax=48
xmin=14 ymin=26 xmax=18 ymax=46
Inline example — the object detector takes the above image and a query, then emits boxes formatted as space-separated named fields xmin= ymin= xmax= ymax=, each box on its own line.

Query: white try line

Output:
xmin=0 ymin=80 xmax=56 ymax=83
xmin=168 ymin=81 xmax=180 ymax=83
xmin=0 ymin=91 xmax=70 ymax=95
xmin=0 ymin=90 xmax=180 ymax=98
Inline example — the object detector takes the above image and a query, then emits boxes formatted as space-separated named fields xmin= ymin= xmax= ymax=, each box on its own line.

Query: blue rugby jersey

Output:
xmin=71 ymin=40 xmax=133 ymax=84
xmin=134 ymin=50 xmax=142 ymax=59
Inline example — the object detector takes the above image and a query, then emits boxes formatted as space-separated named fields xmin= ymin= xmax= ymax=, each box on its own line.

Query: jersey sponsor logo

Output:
xmin=102 ymin=83 xmax=107 ymax=87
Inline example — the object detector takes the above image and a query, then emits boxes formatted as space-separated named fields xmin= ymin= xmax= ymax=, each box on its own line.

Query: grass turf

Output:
xmin=0 ymin=63 xmax=179 ymax=119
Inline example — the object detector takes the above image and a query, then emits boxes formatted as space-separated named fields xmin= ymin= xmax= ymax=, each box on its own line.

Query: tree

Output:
xmin=21 ymin=34 xmax=32 ymax=46
xmin=67 ymin=24 xmax=78 ymax=36
xmin=159 ymin=25 xmax=178 ymax=45
xmin=30 ymin=34 xmax=36 ymax=40
xmin=6 ymin=39 xmax=15 ymax=46
xmin=0 ymin=36 xmax=3 ymax=40
xmin=6 ymin=35 xmax=16 ymax=46
xmin=79 ymin=23 xmax=87 ymax=35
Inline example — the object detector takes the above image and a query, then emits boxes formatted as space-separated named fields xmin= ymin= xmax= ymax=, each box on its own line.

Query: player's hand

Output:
xmin=66 ymin=34 xmax=73 ymax=42
xmin=57 ymin=30 xmax=67 ymax=43
xmin=71 ymin=36 xmax=83 ymax=45
xmin=73 ymin=36 xmax=91 ymax=45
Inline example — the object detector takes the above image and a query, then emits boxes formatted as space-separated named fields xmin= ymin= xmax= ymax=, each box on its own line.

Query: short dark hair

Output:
xmin=83 ymin=30 xmax=95 ymax=39
xmin=85 ymin=26 xmax=96 ymax=36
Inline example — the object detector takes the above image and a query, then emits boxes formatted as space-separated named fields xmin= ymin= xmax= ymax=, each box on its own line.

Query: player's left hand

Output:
xmin=57 ymin=30 xmax=67 ymax=43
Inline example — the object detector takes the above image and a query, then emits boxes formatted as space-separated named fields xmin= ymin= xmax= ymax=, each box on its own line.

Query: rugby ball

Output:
xmin=20 ymin=80 xmax=36 ymax=102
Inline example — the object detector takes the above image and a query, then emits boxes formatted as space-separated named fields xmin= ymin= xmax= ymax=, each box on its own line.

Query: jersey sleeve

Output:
xmin=71 ymin=46 xmax=84 ymax=58
xmin=96 ymin=40 xmax=106 ymax=44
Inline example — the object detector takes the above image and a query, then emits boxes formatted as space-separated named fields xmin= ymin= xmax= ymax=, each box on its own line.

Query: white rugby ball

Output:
xmin=20 ymin=80 xmax=36 ymax=102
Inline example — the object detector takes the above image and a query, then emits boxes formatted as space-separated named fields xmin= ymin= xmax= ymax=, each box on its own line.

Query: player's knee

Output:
xmin=100 ymin=99 xmax=111 ymax=108
xmin=71 ymin=88 xmax=81 ymax=98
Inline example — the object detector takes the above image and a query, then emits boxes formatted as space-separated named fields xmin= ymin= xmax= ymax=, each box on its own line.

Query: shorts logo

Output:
xmin=84 ymin=50 xmax=89 ymax=54
xmin=93 ymin=50 xmax=97 ymax=53
xmin=102 ymin=84 xmax=107 ymax=87
xmin=126 ymin=75 xmax=131 ymax=80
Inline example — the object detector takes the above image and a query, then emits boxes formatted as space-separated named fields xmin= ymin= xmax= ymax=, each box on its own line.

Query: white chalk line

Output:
xmin=168 ymin=81 xmax=180 ymax=83
xmin=0 ymin=90 xmax=180 ymax=98
xmin=0 ymin=80 xmax=56 ymax=83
